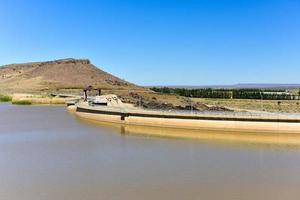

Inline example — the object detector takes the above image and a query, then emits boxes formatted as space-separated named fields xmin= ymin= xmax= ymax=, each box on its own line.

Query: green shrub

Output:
xmin=0 ymin=94 xmax=12 ymax=102
xmin=12 ymin=100 xmax=32 ymax=105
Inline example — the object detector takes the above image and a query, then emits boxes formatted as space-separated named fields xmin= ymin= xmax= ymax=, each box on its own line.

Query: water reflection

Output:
xmin=75 ymin=116 xmax=300 ymax=147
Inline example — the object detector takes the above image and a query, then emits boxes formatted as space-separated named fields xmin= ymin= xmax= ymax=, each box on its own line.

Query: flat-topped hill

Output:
xmin=0 ymin=58 xmax=228 ymax=111
xmin=0 ymin=58 xmax=142 ymax=93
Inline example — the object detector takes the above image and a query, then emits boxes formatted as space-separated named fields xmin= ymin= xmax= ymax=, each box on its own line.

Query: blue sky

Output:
xmin=0 ymin=0 xmax=299 ymax=86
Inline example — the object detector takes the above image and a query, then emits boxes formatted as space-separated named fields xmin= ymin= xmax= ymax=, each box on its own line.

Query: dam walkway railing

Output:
xmin=84 ymin=103 xmax=300 ymax=122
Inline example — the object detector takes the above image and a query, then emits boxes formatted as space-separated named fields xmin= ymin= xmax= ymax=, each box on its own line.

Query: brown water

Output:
xmin=1 ymin=103 xmax=300 ymax=200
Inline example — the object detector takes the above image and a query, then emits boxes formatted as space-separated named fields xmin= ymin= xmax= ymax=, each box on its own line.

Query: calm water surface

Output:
xmin=1 ymin=103 xmax=300 ymax=200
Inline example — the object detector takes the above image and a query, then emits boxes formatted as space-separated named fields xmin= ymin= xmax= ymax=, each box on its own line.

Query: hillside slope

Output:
xmin=0 ymin=58 xmax=222 ymax=111
xmin=0 ymin=58 xmax=142 ymax=93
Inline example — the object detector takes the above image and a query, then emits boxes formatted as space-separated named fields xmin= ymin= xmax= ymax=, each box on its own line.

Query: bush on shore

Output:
xmin=11 ymin=94 xmax=66 ymax=105
xmin=50 ymin=97 xmax=66 ymax=104
xmin=0 ymin=94 xmax=12 ymax=102
xmin=12 ymin=99 xmax=32 ymax=105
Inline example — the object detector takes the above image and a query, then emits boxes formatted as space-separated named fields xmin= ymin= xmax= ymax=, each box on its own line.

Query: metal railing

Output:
xmin=141 ymin=108 xmax=300 ymax=120
xmin=86 ymin=103 xmax=300 ymax=121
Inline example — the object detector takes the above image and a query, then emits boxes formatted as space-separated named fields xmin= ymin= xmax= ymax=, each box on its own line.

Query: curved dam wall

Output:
xmin=74 ymin=105 xmax=300 ymax=134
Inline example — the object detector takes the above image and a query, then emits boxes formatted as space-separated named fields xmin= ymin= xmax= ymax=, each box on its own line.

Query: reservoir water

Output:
xmin=1 ymin=103 xmax=300 ymax=200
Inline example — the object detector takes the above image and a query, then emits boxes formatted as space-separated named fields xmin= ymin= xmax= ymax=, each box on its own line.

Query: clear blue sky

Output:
xmin=0 ymin=0 xmax=299 ymax=86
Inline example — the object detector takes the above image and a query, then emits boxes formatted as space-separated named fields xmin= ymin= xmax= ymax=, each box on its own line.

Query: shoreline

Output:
xmin=0 ymin=93 xmax=69 ymax=105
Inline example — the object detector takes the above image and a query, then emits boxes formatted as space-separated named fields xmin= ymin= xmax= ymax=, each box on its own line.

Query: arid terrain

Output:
xmin=192 ymin=98 xmax=300 ymax=113
xmin=1 ymin=58 xmax=298 ymax=112
xmin=0 ymin=58 xmax=142 ymax=93
xmin=0 ymin=58 xmax=211 ymax=110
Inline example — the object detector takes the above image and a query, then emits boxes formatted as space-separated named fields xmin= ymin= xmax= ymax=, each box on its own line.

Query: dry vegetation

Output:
xmin=11 ymin=94 xmax=66 ymax=105
xmin=192 ymin=98 xmax=300 ymax=113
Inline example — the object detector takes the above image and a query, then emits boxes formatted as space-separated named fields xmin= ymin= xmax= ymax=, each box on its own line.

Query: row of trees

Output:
xmin=151 ymin=87 xmax=300 ymax=100
xmin=232 ymin=89 xmax=295 ymax=100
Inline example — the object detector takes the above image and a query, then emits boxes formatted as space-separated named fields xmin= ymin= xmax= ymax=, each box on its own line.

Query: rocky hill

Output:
xmin=0 ymin=58 xmax=225 ymax=111
xmin=0 ymin=58 xmax=142 ymax=93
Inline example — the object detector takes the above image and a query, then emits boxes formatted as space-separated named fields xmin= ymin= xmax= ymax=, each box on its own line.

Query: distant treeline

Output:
xmin=151 ymin=87 xmax=300 ymax=100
